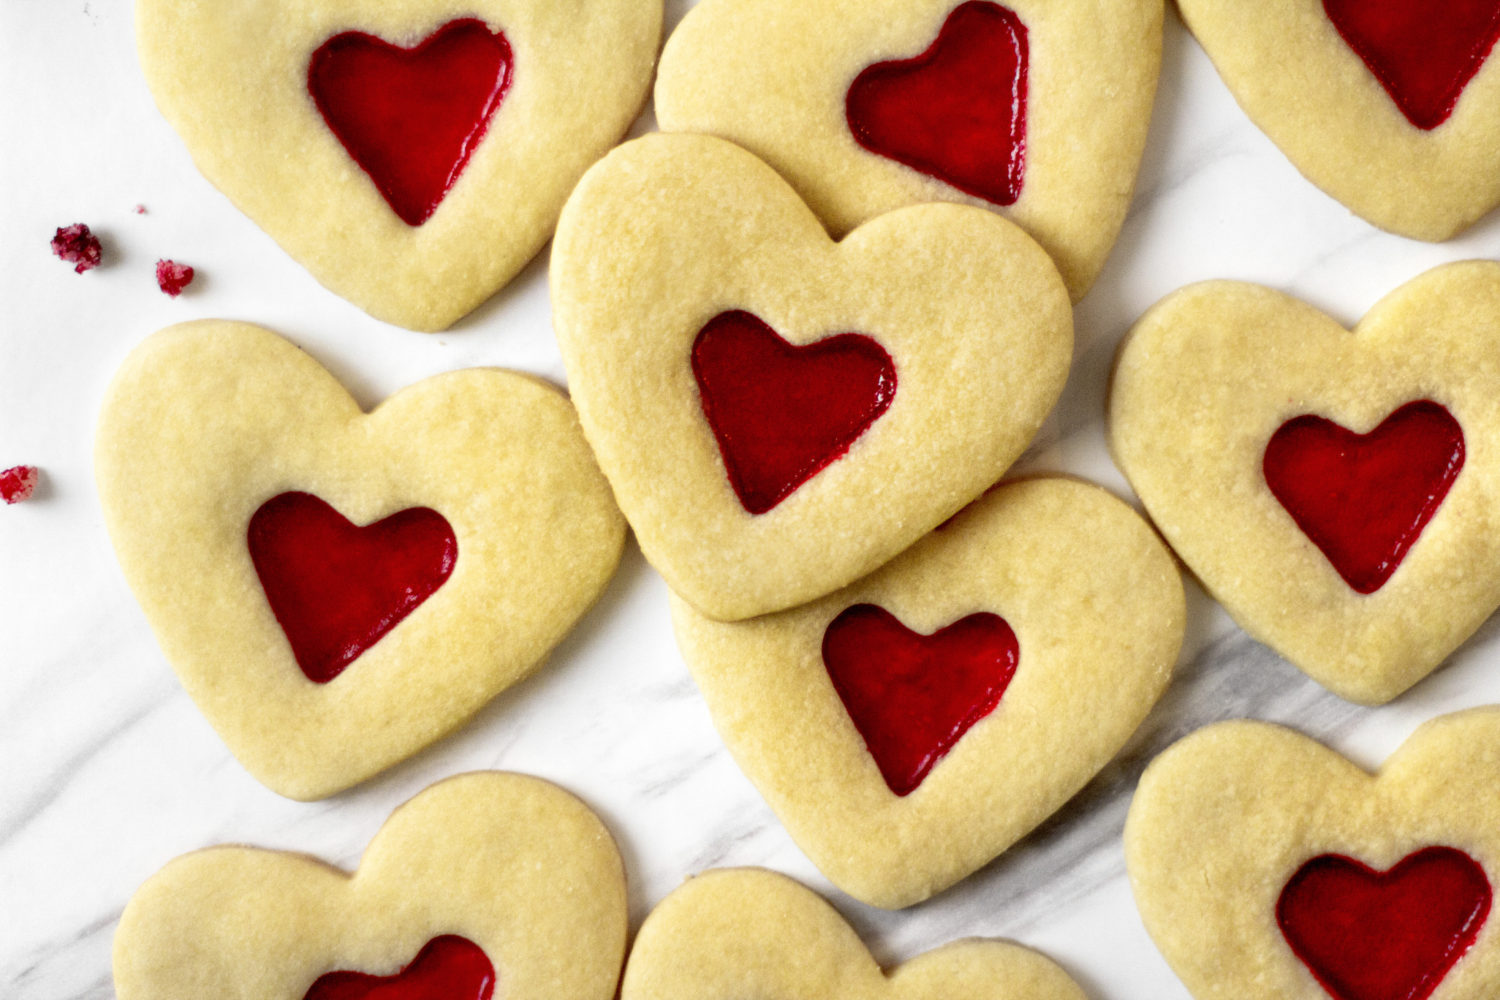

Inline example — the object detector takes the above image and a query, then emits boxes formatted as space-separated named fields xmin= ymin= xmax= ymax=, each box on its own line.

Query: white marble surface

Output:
xmin=5 ymin=2 xmax=1500 ymax=998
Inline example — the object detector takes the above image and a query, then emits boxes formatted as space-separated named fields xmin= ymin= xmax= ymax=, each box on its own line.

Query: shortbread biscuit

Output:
xmin=1110 ymin=261 xmax=1500 ymax=704
xmin=552 ymin=134 xmax=1072 ymax=621
xmin=671 ymin=478 xmax=1183 ymax=907
xmin=138 ymin=0 xmax=661 ymax=329
xmin=97 ymin=322 xmax=624 ymax=798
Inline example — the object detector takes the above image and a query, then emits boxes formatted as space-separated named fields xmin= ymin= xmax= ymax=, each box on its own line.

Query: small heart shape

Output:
xmin=304 ymin=935 xmax=495 ymax=1000
xmin=822 ymin=604 xmax=1018 ymax=796
xmin=249 ymin=492 xmax=458 ymax=684
xmin=846 ymin=1 xmax=1028 ymax=206
xmin=308 ymin=19 xmax=513 ymax=226
xmin=692 ymin=311 xmax=897 ymax=515
xmin=1323 ymin=0 xmax=1500 ymax=130
xmin=1263 ymin=400 xmax=1465 ymax=595
xmin=1277 ymin=847 xmax=1492 ymax=1000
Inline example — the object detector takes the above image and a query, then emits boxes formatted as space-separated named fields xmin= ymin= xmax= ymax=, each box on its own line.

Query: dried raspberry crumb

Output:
xmin=51 ymin=223 xmax=102 ymax=274
xmin=155 ymin=259 xmax=194 ymax=297
xmin=134 ymin=204 xmax=147 ymax=215
xmin=1 ymin=466 xmax=39 ymax=504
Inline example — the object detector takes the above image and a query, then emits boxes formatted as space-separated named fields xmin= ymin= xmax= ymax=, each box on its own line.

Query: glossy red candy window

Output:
xmin=1277 ymin=847 xmax=1491 ymax=1000
xmin=1262 ymin=400 xmax=1464 ymax=594
xmin=847 ymin=1 xmax=1028 ymax=206
xmin=691 ymin=310 xmax=897 ymax=515
xmin=822 ymin=603 xmax=1018 ymax=796
xmin=248 ymin=492 xmax=458 ymax=684
xmin=308 ymin=19 xmax=513 ymax=225
xmin=303 ymin=935 xmax=495 ymax=1000
xmin=1323 ymin=0 xmax=1500 ymax=129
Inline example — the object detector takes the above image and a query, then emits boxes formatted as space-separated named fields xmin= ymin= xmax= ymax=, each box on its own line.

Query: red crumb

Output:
xmin=134 ymin=204 xmax=147 ymax=215
xmin=155 ymin=259 xmax=194 ymax=297
xmin=51 ymin=224 xmax=102 ymax=274
xmin=1 ymin=466 xmax=39 ymax=504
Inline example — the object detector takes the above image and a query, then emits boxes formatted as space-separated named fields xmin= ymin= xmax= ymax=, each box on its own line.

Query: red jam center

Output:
xmin=1277 ymin=848 xmax=1491 ymax=1000
xmin=691 ymin=310 xmax=897 ymax=515
xmin=821 ymin=604 xmax=1018 ymax=796
xmin=247 ymin=492 xmax=458 ymax=684
xmin=1262 ymin=400 xmax=1464 ymax=595
xmin=1323 ymin=0 xmax=1500 ymax=129
xmin=846 ymin=1 xmax=1028 ymax=206
xmin=308 ymin=19 xmax=513 ymax=225
xmin=303 ymin=935 xmax=495 ymax=1000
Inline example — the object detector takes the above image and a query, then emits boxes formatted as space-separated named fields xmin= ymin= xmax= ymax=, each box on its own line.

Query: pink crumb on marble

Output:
xmin=51 ymin=224 xmax=102 ymax=273
xmin=155 ymin=259 xmax=194 ymax=297
xmin=1 ymin=466 xmax=40 ymax=504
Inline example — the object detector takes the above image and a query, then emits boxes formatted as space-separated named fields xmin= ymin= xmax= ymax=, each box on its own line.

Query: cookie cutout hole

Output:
xmin=847 ymin=1 xmax=1028 ymax=205
xmin=1277 ymin=847 xmax=1491 ymax=1000
xmin=1323 ymin=0 xmax=1500 ymax=129
xmin=308 ymin=19 xmax=514 ymax=225
xmin=822 ymin=603 xmax=1018 ymax=796
xmin=691 ymin=310 xmax=896 ymax=515
xmin=303 ymin=935 xmax=495 ymax=1000
xmin=248 ymin=491 xmax=458 ymax=684
xmin=1262 ymin=400 xmax=1464 ymax=594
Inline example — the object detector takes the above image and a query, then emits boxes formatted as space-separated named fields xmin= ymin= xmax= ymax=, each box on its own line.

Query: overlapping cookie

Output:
xmin=670 ymin=477 xmax=1183 ymax=907
xmin=1111 ymin=261 xmax=1500 ymax=704
xmin=1177 ymin=0 xmax=1500 ymax=240
xmin=655 ymin=0 xmax=1162 ymax=299
xmin=624 ymin=868 xmax=1087 ymax=1000
xmin=114 ymin=773 xmax=627 ymax=1000
xmin=1126 ymin=711 xmax=1500 ymax=1000
xmin=96 ymin=322 xmax=625 ymax=799
xmin=552 ymin=134 xmax=1072 ymax=622
xmin=137 ymin=0 xmax=661 ymax=330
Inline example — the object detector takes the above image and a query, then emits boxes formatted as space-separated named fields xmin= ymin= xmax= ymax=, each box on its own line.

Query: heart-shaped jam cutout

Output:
xmin=1262 ymin=400 xmax=1464 ymax=595
xmin=692 ymin=310 xmax=897 ymax=515
xmin=308 ymin=19 xmax=514 ymax=226
xmin=248 ymin=492 xmax=458 ymax=684
xmin=821 ymin=603 xmax=1019 ymax=796
xmin=303 ymin=935 xmax=496 ymax=1000
xmin=1277 ymin=847 xmax=1491 ymax=1000
xmin=1323 ymin=0 xmax=1500 ymax=130
xmin=846 ymin=1 xmax=1028 ymax=206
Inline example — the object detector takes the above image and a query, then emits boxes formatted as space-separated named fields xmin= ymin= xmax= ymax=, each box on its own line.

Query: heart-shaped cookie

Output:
xmin=670 ymin=477 xmax=1183 ymax=907
xmin=96 ymin=322 xmax=625 ymax=799
xmin=654 ymin=0 xmax=1161 ymax=299
xmin=136 ymin=0 xmax=661 ymax=330
xmin=1110 ymin=261 xmax=1500 ymax=704
xmin=1176 ymin=0 xmax=1500 ymax=240
xmin=623 ymin=868 xmax=1087 ymax=1000
xmin=1125 ymin=710 xmax=1500 ymax=1000
xmin=552 ymin=134 xmax=1072 ymax=622
xmin=113 ymin=772 xmax=627 ymax=1000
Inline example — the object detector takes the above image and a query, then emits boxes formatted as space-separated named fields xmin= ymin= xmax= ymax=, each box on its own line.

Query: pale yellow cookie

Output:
xmin=96 ymin=322 xmax=625 ymax=799
xmin=1126 ymin=712 xmax=1500 ymax=1000
xmin=114 ymin=772 xmax=627 ymax=1000
xmin=670 ymin=477 xmax=1183 ymax=908
xmin=623 ymin=868 xmax=1087 ymax=1000
xmin=1177 ymin=0 xmax=1500 ymax=240
xmin=655 ymin=0 xmax=1162 ymax=299
xmin=552 ymin=133 xmax=1073 ymax=622
xmin=1110 ymin=261 xmax=1500 ymax=705
xmin=137 ymin=0 xmax=661 ymax=330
